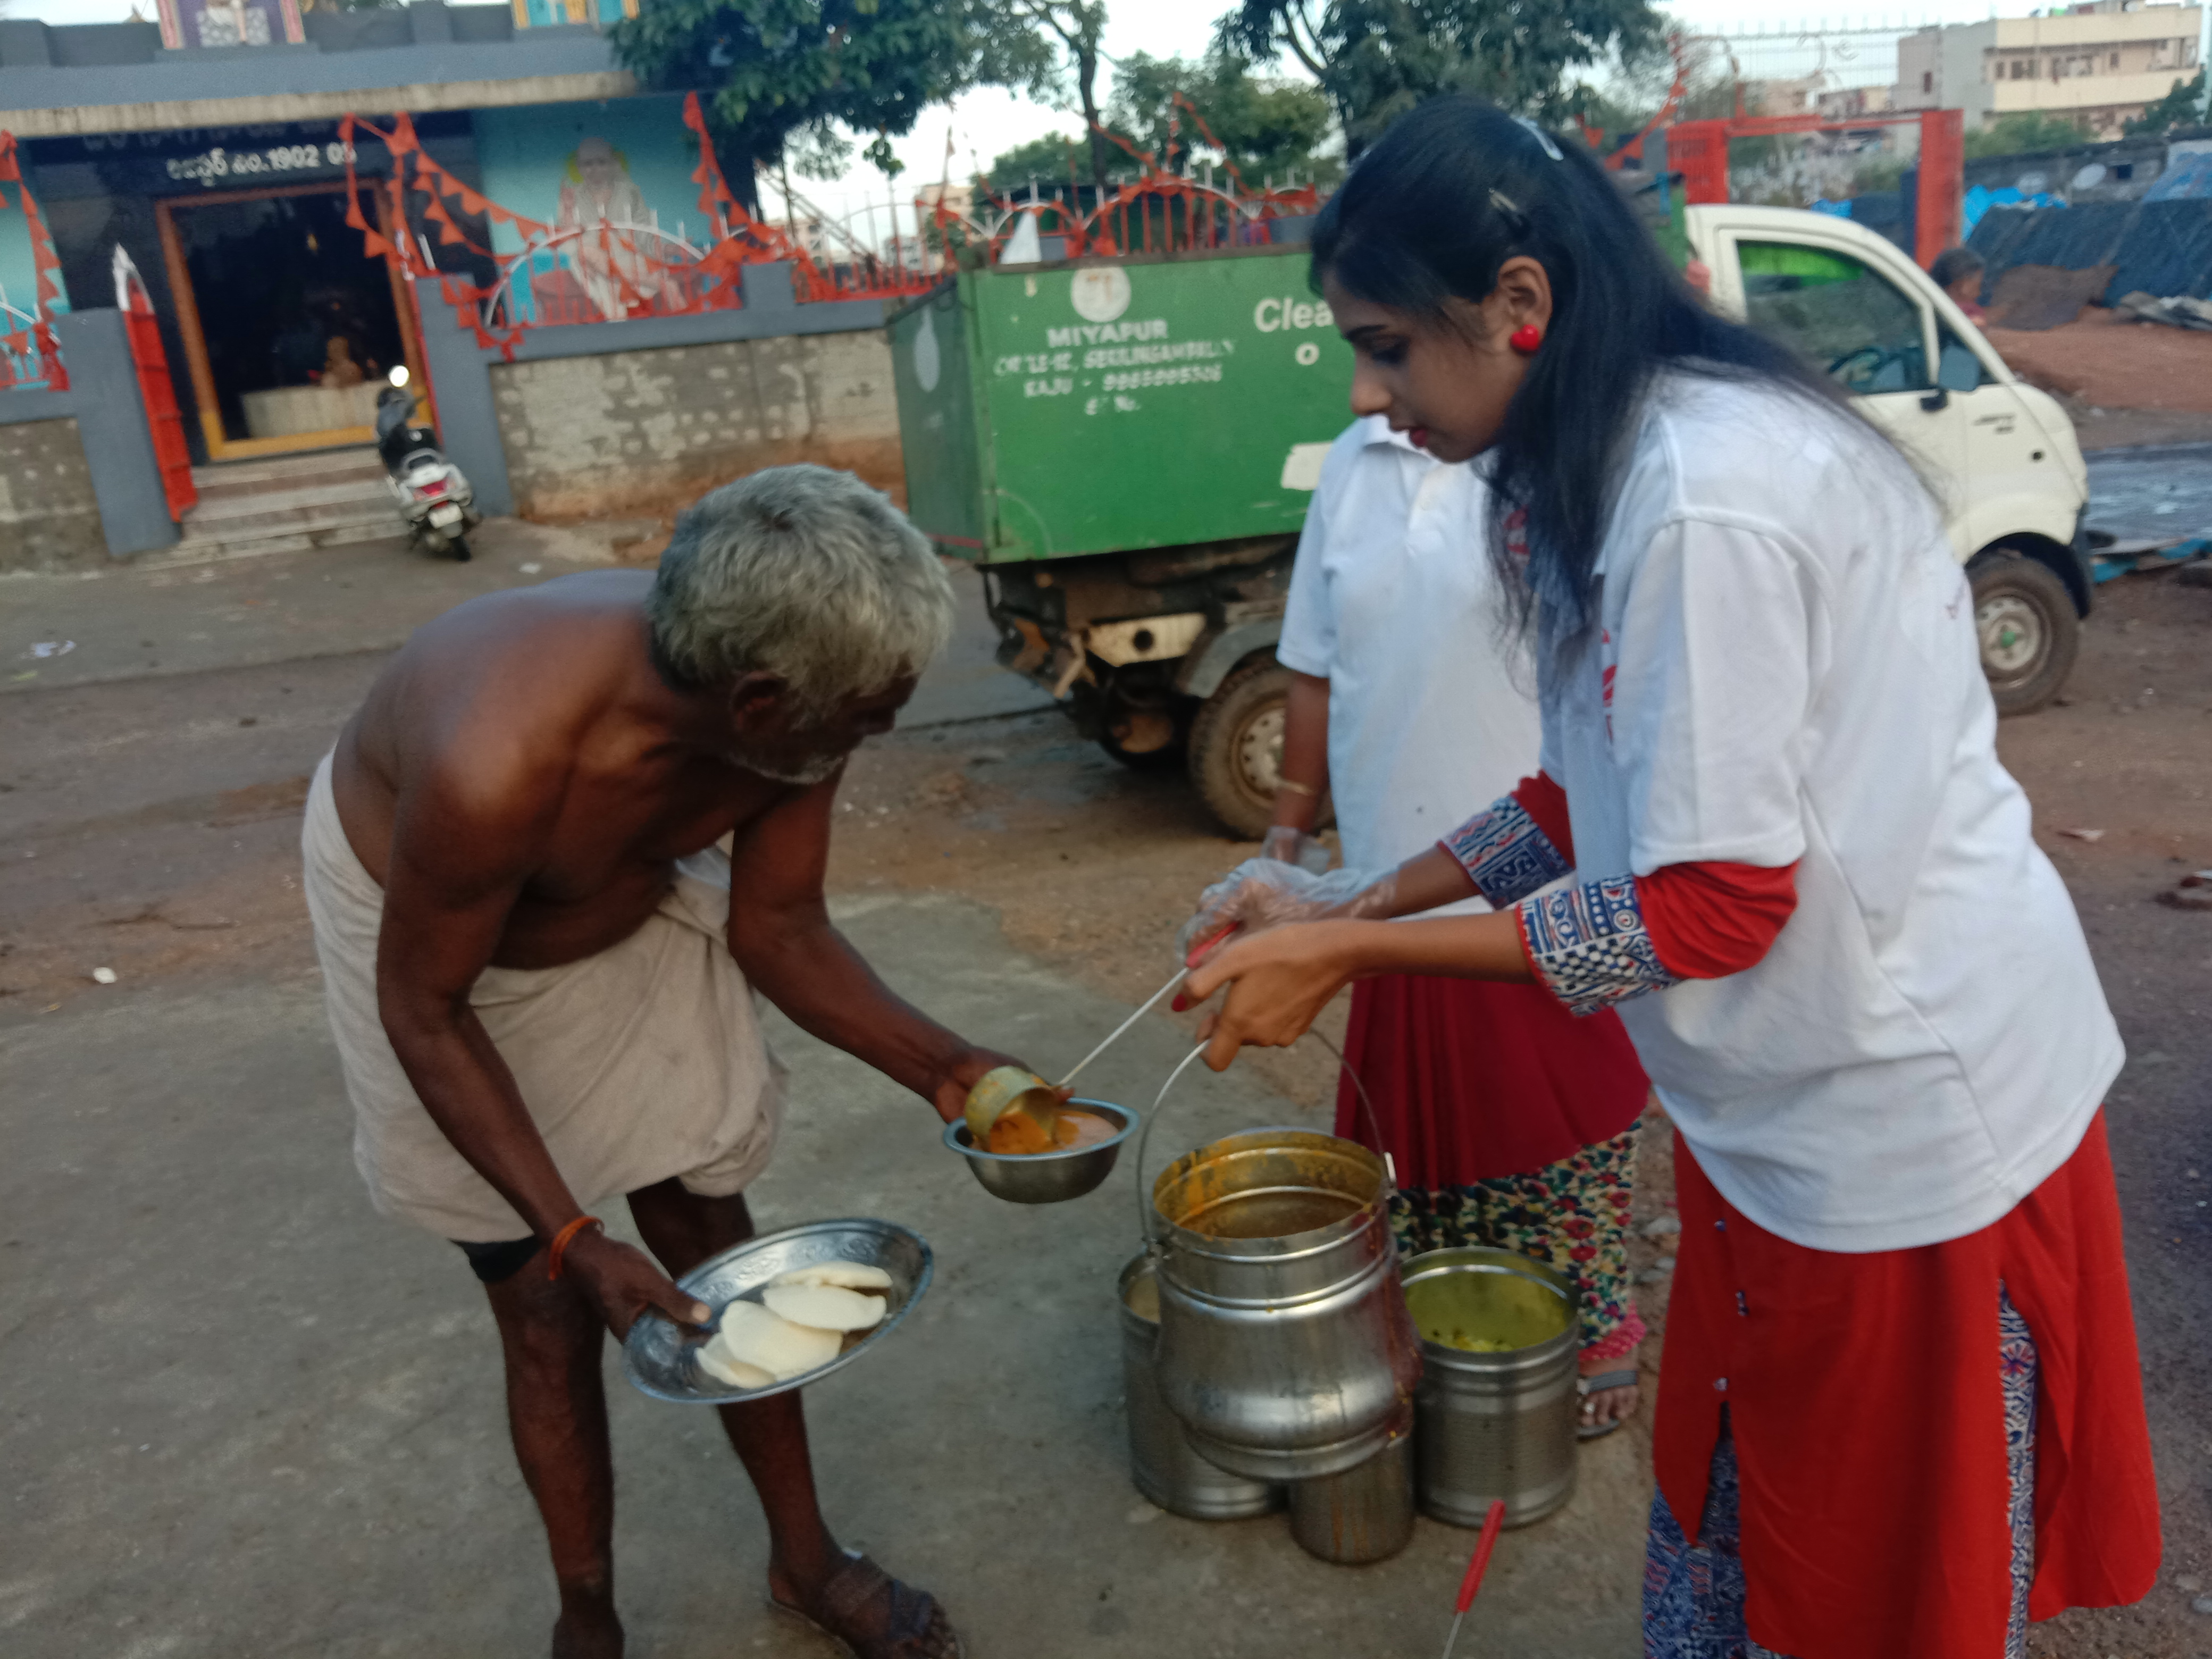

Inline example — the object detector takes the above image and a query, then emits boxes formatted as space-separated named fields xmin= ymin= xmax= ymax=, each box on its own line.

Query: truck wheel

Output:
xmin=1970 ymin=554 xmax=2077 ymax=716
xmin=1188 ymin=659 xmax=1296 ymax=840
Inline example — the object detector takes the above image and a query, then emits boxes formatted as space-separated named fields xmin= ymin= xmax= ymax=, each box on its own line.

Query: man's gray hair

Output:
xmin=647 ymin=465 xmax=957 ymax=717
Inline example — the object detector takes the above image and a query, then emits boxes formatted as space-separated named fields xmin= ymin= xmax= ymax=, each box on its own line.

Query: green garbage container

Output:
xmin=889 ymin=246 xmax=1354 ymax=837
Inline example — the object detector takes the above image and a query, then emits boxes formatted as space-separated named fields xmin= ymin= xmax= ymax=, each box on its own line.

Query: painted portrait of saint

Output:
xmin=554 ymin=137 xmax=668 ymax=320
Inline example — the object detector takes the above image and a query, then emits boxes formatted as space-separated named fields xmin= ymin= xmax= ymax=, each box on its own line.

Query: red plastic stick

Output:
xmin=1441 ymin=1499 xmax=1507 ymax=1659
xmin=1458 ymin=1498 xmax=1507 ymax=1608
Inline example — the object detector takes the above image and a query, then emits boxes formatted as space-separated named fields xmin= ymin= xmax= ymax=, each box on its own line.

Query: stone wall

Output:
xmin=488 ymin=327 xmax=903 ymax=521
xmin=0 ymin=417 xmax=106 ymax=572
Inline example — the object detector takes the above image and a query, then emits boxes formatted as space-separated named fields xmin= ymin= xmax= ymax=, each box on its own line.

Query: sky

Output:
xmin=4 ymin=0 xmax=2073 ymax=224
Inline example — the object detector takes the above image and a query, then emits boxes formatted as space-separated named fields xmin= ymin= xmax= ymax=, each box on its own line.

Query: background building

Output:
xmin=1892 ymin=1 xmax=2203 ymax=138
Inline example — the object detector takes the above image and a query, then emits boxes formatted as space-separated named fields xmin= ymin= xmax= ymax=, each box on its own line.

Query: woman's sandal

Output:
xmin=1577 ymin=1369 xmax=1641 ymax=1441
xmin=767 ymin=1548 xmax=963 ymax=1659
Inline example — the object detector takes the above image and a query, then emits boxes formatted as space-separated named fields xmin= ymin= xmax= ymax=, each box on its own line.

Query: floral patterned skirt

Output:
xmin=1388 ymin=1122 xmax=1646 ymax=1361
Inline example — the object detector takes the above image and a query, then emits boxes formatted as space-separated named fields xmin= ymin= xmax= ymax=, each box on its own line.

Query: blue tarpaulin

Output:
xmin=1963 ymin=185 xmax=2065 ymax=239
xmin=2143 ymin=150 xmax=2212 ymax=202
xmin=1966 ymin=196 xmax=2212 ymax=303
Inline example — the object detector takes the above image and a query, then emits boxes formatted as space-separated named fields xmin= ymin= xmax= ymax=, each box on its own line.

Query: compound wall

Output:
xmin=0 ymin=414 xmax=104 ymax=569
xmin=488 ymin=324 xmax=902 ymax=520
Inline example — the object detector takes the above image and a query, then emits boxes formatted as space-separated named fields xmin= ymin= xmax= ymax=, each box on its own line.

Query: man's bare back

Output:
xmin=333 ymin=569 xmax=826 ymax=969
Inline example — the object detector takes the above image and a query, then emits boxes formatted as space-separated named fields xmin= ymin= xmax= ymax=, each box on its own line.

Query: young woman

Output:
xmin=1260 ymin=413 xmax=1652 ymax=1436
xmin=1181 ymin=98 xmax=2157 ymax=1658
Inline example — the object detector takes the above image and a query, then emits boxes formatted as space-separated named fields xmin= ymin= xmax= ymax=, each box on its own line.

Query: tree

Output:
xmin=2125 ymin=71 xmax=2206 ymax=137
xmin=970 ymin=0 xmax=1115 ymax=200
xmin=610 ymin=0 xmax=978 ymax=210
xmin=1105 ymin=48 xmax=1339 ymax=186
xmin=1217 ymin=0 xmax=1663 ymax=158
xmin=987 ymin=132 xmax=1088 ymax=196
xmin=1962 ymin=110 xmax=2092 ymax=161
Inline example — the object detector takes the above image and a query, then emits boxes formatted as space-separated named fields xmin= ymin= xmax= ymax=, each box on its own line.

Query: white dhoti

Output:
xmin=300 ymin=752 xmax=785 ymax=1242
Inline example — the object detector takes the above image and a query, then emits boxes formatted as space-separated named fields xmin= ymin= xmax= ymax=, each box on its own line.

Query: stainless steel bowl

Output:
xmin=622 ymin=1218 xmax=931 ymax=1404
xmin=942 ymin=1097 xmax=1136 ymax=1204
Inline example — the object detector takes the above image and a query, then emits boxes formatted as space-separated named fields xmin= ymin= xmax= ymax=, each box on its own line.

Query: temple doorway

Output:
xmin=155 ymin=182 xmax=421 ymax=461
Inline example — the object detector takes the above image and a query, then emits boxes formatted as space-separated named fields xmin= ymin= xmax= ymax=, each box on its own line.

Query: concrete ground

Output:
xmin=0 ymin=898 xmax=1649 ymax=1659
xmin=3 ymin=505 xmax=2209 ymax=1658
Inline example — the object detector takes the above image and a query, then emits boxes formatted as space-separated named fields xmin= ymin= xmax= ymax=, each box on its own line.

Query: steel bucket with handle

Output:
xmin=1136 ymin=1043 xmax=1423 ymax=1484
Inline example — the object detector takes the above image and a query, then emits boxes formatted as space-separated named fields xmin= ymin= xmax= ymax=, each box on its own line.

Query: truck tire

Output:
xmin=1188 ymin=658 xmax=1296 ymax=840
xmin=1970 ymin=553 xmax=2077 ymax=716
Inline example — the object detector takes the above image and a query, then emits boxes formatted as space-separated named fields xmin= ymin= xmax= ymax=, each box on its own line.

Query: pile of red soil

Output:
xmin=1985 ymin=308 xmax=2212 ymax=414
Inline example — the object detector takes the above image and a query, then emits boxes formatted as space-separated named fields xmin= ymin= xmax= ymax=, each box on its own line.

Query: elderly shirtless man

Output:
xmin=302 ymin=466 xmax=1018 ymax=1659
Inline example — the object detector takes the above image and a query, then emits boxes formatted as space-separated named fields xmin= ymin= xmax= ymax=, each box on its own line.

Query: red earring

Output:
xmin=1510 ymin=323 xmax=1543 ymax=355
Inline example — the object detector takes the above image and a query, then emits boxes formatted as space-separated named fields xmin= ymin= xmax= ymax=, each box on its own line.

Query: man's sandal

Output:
xmin=1577 ymin=1369 xmax=1640 ymax=1442
xmin=767 ymin=1548 xmax=963 ymax=1659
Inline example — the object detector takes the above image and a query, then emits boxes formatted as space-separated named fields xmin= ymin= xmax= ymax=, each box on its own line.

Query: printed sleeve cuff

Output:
xmin=1439 ymin=793 xmax=1570 ymax=907
xmin=1515 ymin=875 xmax=1682 ymax=1017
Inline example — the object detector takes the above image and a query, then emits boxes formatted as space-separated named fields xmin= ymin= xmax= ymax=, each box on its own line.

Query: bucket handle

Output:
xmin=1134 ymin=1041 xmax=1211 ymax=1250
xmin=1133 ymin=1028 xmax=1396 ymax=1251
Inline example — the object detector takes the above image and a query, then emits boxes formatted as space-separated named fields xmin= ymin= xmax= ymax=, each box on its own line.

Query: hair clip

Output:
xmin=1513 ymin=116 xmax=1564 ymax=162
xmin=1489 ymin=187 xmax=1523 ymax=218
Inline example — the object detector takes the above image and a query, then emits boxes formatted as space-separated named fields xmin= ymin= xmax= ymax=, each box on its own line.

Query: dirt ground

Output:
xmin=1990 ymin=309 xmax=2212 ymax=440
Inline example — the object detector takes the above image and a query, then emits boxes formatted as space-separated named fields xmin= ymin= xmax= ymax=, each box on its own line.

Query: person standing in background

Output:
xmin=1932 ymin=246 xmax=1989 ymax=322
xmin=1256 ymin=410 xmax=1652 ymax=1438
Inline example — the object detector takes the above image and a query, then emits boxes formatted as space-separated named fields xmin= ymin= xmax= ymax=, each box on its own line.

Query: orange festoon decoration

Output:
xmin=336 ymin=99 xmax=936 ymax=359
xmin=680 ymin=91 xmax=827 ymax=300
xmin=0 ymin=129 xmax=71 ymax=390
xmin=341 ymin=111 xmax=540 ymax=359
xmin=682 ymin=89 xmax=742 ymax=241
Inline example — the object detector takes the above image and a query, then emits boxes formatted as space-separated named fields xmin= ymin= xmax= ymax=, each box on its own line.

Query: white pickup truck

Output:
xmin=1687 ymin=204 xmax=2093 ymax=715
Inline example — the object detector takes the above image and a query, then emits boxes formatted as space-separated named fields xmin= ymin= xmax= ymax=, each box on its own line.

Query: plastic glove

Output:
xmin=1259 ymin=826 xmax=1334 ymax=873
xmin=1176 ymin=857 xmax=1399 ymax=966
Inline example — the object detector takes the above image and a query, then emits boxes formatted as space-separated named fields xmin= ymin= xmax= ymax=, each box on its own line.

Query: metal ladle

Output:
xmin=962 ymin=966 xmax=1188 ymax=1150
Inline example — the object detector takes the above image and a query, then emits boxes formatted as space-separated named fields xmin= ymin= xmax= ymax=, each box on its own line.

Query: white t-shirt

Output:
xmin=1540 ymin=371 xmax=2121 ymax=1253
xmin=1278 ymin=417 xmax=1540 ymax=916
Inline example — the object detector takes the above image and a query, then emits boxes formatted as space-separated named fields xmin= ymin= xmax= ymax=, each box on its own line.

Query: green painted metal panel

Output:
xmin=889 ymin=281 xmax=988 ymax=551
xmin=890 ymin=249 xmax=1354 ymax=563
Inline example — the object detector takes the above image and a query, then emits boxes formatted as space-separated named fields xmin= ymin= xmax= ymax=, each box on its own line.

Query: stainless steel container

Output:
xmin=1117 ymin=1254 xmax=1284 ymax=1520
xmin=1286 ymin=1414 xmax=1417 ymax=1564
xmin=1402 ymin=1246 xmax=1581 ymax=1528
xmin=1149 ymin=1128 xmax=1423 ymax=1482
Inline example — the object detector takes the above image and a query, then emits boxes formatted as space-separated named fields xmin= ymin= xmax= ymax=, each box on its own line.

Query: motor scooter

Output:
xmin=375 ymin=366 xmax=478 ymax=561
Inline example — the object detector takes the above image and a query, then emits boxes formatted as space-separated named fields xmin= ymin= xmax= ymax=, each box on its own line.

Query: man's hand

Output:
xmin=927 ymin=1046 xmax=1060 ymax=1125
xmin=561 ymin=1229 xmax=713 ymax=1342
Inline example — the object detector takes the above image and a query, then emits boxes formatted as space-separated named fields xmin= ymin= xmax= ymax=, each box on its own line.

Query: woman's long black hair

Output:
xmin=1310 ymin=96 xmax=1866 ymax=636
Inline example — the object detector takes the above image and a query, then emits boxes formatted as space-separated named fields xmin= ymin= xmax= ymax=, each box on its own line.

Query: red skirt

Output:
xmin=1656 ymin=1112 xmax=2160 ymax=1659
xmin=1334 ymin=973 xmax=1649 ymax=1186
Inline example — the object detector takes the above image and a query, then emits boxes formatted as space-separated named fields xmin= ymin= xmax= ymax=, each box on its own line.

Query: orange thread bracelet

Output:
xmin=546 ymin=1214 xmax=604 ymax=1281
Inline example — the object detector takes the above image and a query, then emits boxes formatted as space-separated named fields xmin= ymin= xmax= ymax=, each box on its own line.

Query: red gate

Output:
xmin=1669 ymin=108 xmax=1966 ymax=271
xmin=112 ymin=245 xmax=196 ymax=522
